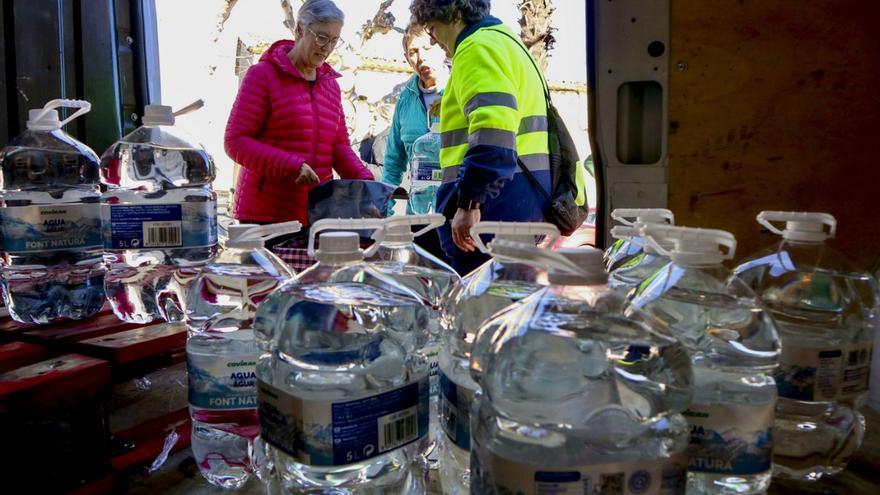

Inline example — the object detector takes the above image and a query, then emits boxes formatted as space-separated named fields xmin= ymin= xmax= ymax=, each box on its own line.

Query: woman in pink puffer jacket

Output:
xmin=224 ymin=0 xmax=373 ymax=226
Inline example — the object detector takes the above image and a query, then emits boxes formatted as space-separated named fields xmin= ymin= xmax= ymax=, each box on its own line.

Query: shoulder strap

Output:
xmin=485 ymin=27 xmax=553 ymax=199
xmin=485 ymin=27 xmax=551 ymax=105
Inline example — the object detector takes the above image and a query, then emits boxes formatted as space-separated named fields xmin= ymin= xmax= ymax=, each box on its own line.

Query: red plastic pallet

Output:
xmin=0 ymin=353 xmax=111 ymax=411
xmin=0 ymin=341 xmax=48 ymax=373
xmin=76 ymin=322 xmax=187 ymax=366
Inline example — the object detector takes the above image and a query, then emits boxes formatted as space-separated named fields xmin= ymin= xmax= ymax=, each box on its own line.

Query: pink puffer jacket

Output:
xmin=224 ymin=39 xmax=373 ymax=224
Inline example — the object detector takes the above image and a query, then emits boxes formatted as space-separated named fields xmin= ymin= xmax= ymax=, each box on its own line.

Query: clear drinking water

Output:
xmin=734 ymin=212 xmax=878 ymax=481
xmin=367 ymin=219 xmax=459 ymax=412
xmin=439 ymin=254 xmax=546 ymax=493
xmin=253 ymin=232 xmax=431 ymax=493
xmin=101 ymin=105 xmax=218 ymax=323
xmin=629 ymin=225 xmax=780 ymax=494
xmin=185 ymin=223 xmax=296 ymax=488
xmin=408 ymin=123 xmax=441 ymax=215
xmin=469 ymin=244 xmax=693 ymax=495
xmin=0 ymin=100 xmax=105 ymax=324
xmin=607 ymin=241 xmax=671 ymax=300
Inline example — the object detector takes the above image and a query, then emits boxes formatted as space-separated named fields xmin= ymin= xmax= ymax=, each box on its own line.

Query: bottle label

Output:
xmin=413 ymin=160 xmax=441 ymax=183
xmin=257 ymin=375 xmax=429 ymax=467
xmin=187 ymin=350 xmax=258 ymax=410
xmin=425 ymin=342 xmax=440 ymax=397
xmin=775 ymin=342 xmax=873 ymax=401
xmin=489 ymin=452 xmax=687 ymax=495
xmin=439 ymin=370 xmax=473 ymax=450
xmin=103 ymin=200 xmax=217 ymax=250
xmin=683 ymin=402 xmax=773 ymax=475
xmin=0 ymin=204 xmax=102 ymax=253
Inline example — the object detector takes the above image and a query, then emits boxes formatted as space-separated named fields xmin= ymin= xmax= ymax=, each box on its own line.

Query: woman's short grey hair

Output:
xmin=297 ymin=0 xmax=345 ymax=28
xmin=410 ymin=0 xmax=491 ymax=26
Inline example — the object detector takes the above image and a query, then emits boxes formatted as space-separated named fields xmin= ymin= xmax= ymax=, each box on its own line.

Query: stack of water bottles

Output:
xmin=3 ymin=100 xmax=876 ymax=494
xmin=179 ymin=207 xmax=876 ymax=494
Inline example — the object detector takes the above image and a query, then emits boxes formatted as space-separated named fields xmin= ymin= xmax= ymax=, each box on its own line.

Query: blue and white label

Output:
xmin=440 ymin=370 xmax=472 ymax=450
xmin=684 ymin=403 xmax=774 ymax=475
xmin=490 ymin=452 xmax=687 ymax=495
xmin=104 ymin=201 xmax=217 ymax=250
xmin=258 ymin=376 xmax=429 ymax=467
xmin=775 ymin=343 xmax=872 ymax=401
xmin=0 ymin=204 xmax=102 ymax=253
xmin=187 ymin=350 xmax=257 ymax=410
xmin=413 ymin=160 xmax=441 ymax=183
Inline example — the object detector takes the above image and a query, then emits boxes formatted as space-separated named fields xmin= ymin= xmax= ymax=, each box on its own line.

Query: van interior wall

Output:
xmin=668 ymin=0 xmax=880 ymax=266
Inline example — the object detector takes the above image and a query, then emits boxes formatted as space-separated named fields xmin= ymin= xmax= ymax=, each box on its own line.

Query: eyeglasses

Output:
xmin=308 ymin=27 xmax=344 ymax=49
xmin=424 ymin=24 xmax=438 ymax=44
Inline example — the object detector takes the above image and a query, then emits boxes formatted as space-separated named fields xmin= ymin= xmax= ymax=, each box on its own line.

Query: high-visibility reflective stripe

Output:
xmin=442 ymin=166 xmax=461 ymax=183
xmin=468 ymin=128 xmax=517 ymax=149
xmin=440 ymin=128 xmax=469 ymax=148
xmin=463 ymin=92 xmax=518 ymax=117
xmin=440 ymin=153 xmax=550 ymax=184
xmin=518 ymin=115 xmax=548 ymax=134
xmin=519 ymin=153 xmax=551 ymax=171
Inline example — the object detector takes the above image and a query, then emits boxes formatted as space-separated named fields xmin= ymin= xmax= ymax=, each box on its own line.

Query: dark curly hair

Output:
xmin=410 ymin=0 xmax=491 ymax=26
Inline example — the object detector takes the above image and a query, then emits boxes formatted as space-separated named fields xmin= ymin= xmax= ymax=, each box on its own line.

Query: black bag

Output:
xmin=490 ymin=29 xmax=589 ymax=236
xmin=307 ymin=179 xmax=395 ymax=224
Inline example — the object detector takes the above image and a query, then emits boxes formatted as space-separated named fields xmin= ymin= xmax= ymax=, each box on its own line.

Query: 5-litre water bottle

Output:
xmin=101 ymin=103 xmax=218 ymax=323
xmin=629 ymin=225 xmax=780 ymax=494
xmin=0 ymin=100 xmax=104 ymax=324
xmin=408 ymin=121 xmax=441 ymax=214
xmin=367 ymin=214 xmax=461 ymax=467
xmin=186 ymin=221 xmax=299 ymax=489
xmin=734 ymin=212 xmax=878 ymax=481
xmin=605 ymin=208 xmax=674 ymax=271
xmin=438 ymin=221 xmax=558 ymax=495
xmin=469 ymin=241 xmax=693 ymax=495
xmin=607 ymin=224 xmax=672 ymax=299
xmin=254 ymin=229 xmax=431 ymax=493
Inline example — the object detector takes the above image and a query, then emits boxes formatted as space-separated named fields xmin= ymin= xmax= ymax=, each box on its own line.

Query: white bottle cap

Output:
xmin=316 ymin=232 xmax=362 ymax=263
xmin=551 ymin=247 xmax=608 ymax=285
xmin=757 ymin=211 xmax=836 ymax=242
xmin=308 ymin=218 xmax=387 ymax=259
xmin=142 ymin=105 xmax=175 ymax=126
xmin=26 ymin=99 xmax=91 ymax=131
xmin=642 ymin=224 xmax=736 ymax=267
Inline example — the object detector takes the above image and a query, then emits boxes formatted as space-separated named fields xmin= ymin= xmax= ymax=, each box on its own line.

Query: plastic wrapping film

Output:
xmin=108 ymin=360 xmax=189 ymax=474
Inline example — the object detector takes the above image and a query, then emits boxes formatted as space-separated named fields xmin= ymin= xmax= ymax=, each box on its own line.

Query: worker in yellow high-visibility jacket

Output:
xmin=411 ymin=0 xmax=551 ymax=274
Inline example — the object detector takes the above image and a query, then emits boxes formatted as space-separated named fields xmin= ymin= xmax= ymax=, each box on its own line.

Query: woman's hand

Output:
xmin=295 ymin=163 xmax=320 ymax=186
xmin=452 ymin=207 xmax=481 ymax=252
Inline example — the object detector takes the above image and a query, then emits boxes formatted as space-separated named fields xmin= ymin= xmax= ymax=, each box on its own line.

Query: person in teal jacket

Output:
xmin=380 ymin=22 xmax=446 ymax=214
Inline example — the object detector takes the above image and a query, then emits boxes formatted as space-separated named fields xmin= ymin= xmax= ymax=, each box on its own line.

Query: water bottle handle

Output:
xmin=173 ymin=99 xmax=205 ymax=117
xmin=470 ymin=222 xmax=560 ymax=254
xmin=307 ymin=218 xmax=387 ymax=258
xmin=239 ymin=221 xmax=302 ymax=242
xmin=487 ymin=239 xmax=584 ymax=275
xmin=385 ymin=214 xmax=445 ymax=238
xmin=611 ymin=208 xmax=674 ymax=226
xmin=642 ymin=224 xmax=737 ymax=260
xmin=757 ymin=211 xmax=837 ymax=238
xmin=33 ymin=99 xmax=92 ymax=128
